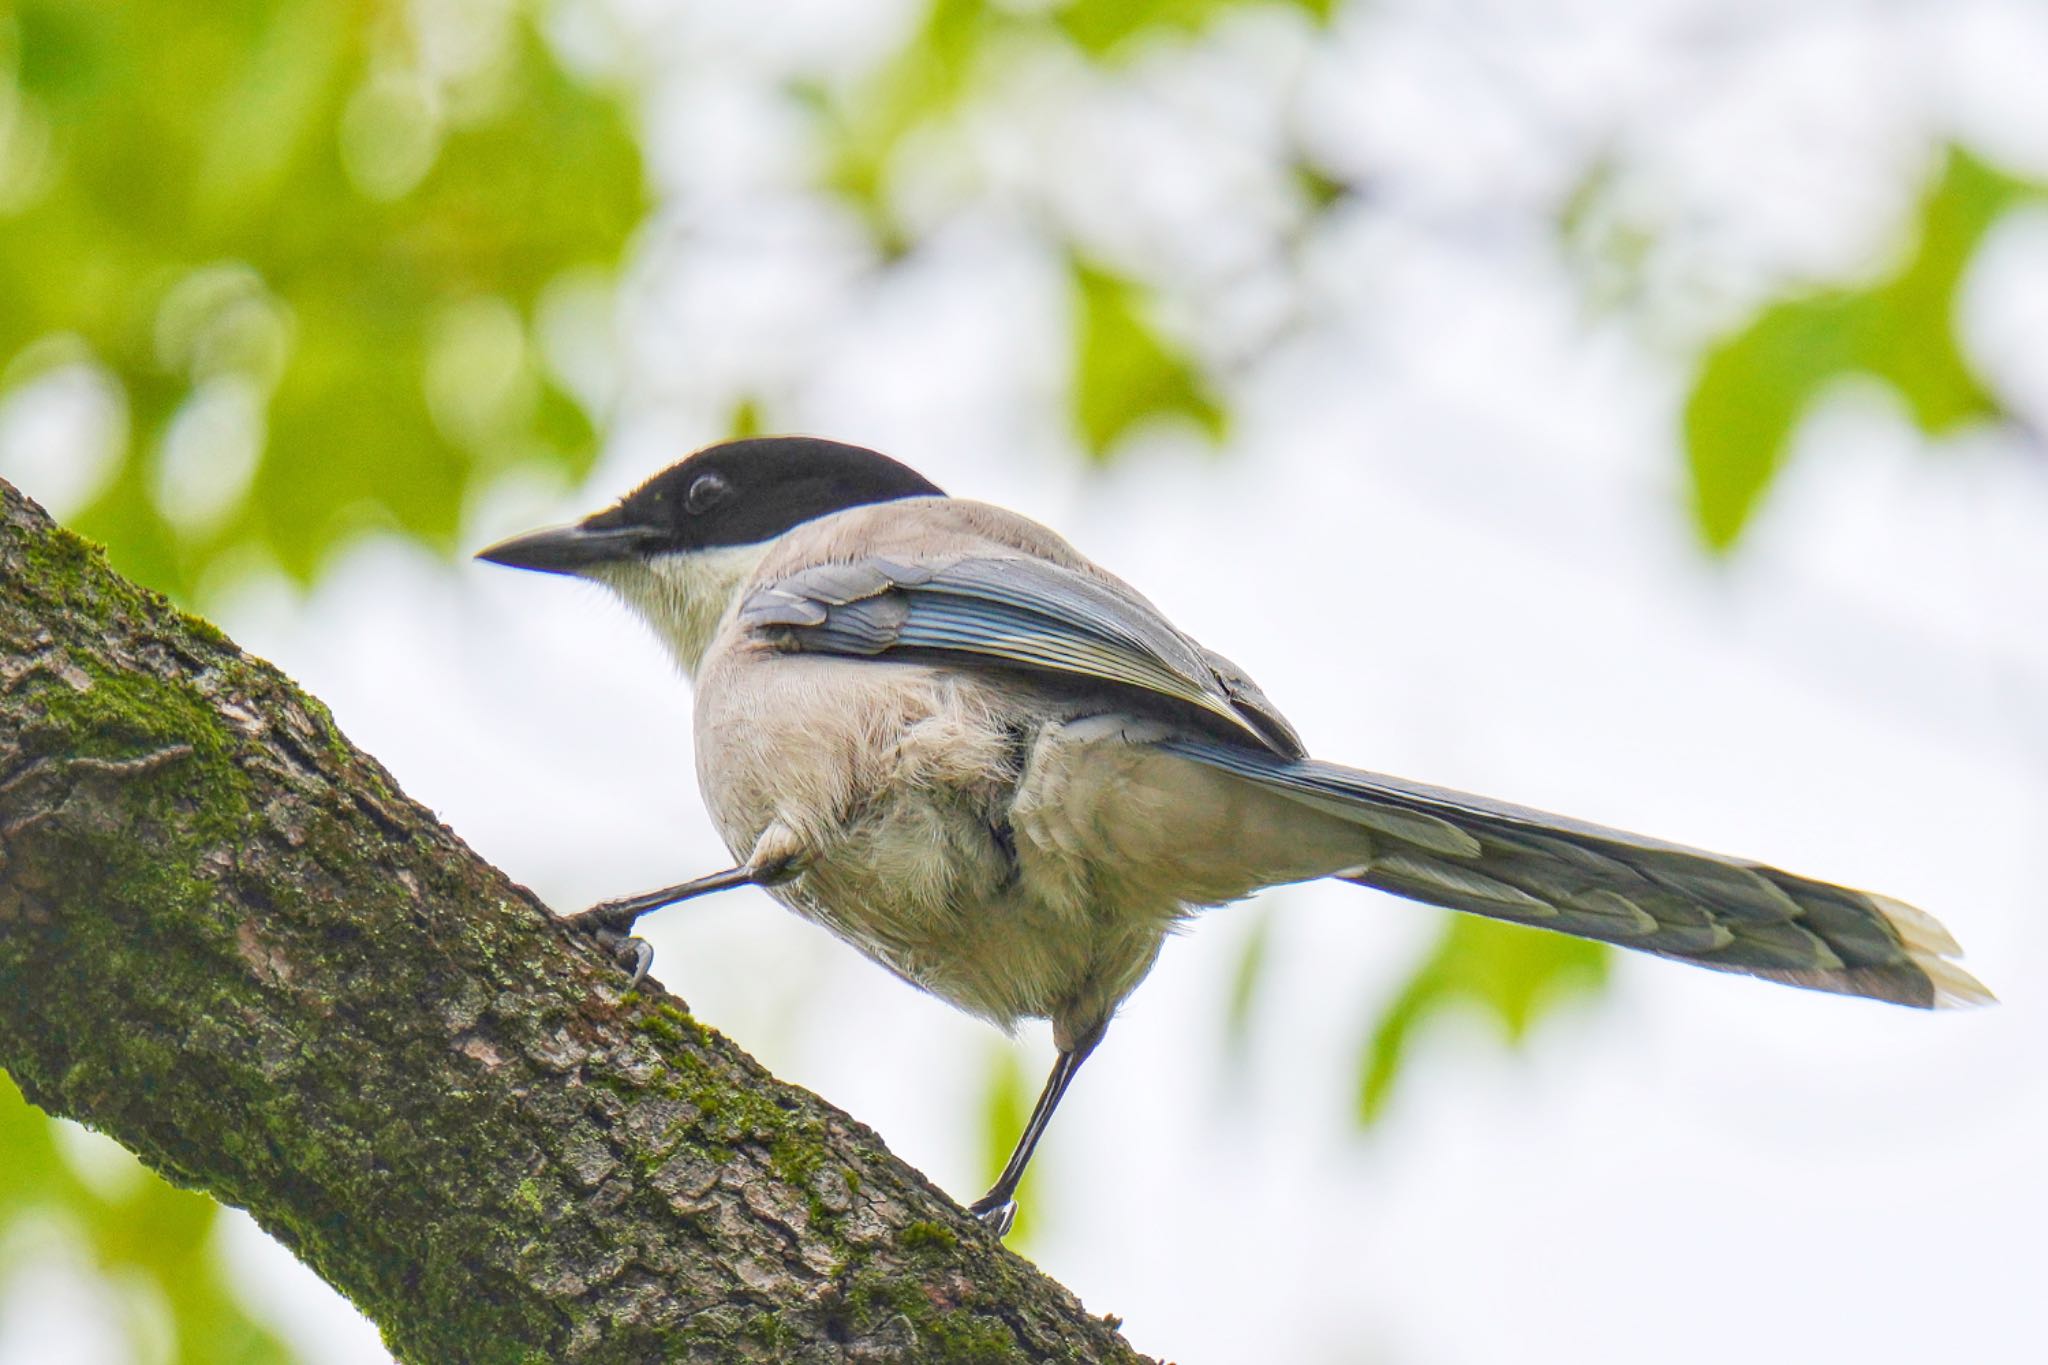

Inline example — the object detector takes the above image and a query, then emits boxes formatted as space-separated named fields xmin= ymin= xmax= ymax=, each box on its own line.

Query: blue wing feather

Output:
xmin=739 ymin=554 xmax=1303 ymax=755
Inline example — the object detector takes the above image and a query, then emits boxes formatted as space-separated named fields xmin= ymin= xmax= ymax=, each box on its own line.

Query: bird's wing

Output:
xmin=1158 ymin=735 xmax=1992 ymax=1009
xmin=737 ymin=554 xmax=1305 ymax=756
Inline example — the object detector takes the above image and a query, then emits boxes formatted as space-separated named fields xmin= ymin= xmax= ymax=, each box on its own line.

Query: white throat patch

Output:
xmin=590 ymin=542 xmax=773 ymax=678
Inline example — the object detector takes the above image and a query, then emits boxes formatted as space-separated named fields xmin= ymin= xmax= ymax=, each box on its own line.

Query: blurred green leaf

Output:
xmin=1290 ymin=157 xmax=1351 ymax=214
xmin=0 ymin=0 xmax=645 ymax=599
xmin=1357 ymin=918 xmax=1608 ymax=1127
xmin=812 ymin=0 xmax=1332 ymax=251
xmin=1056 ymin=0 xmax=1336 ymax=56
xmin=1221 ymin=902 xmax=1275 ymax=1066
xmin=1 ymin=1073 xmax=296 ymax=1364
xmin=808 ymin=0 xmax=998 ymax=247
xmin=1683 ymin=146 xmax=2043 ymax=551
xmin=1557 ymin=153 xmax=1658 ymax=315
xmin=1072 ymin=257 xmax=1226 ymax=458
xmin=727 ymin=396 xmax=769 ymax=440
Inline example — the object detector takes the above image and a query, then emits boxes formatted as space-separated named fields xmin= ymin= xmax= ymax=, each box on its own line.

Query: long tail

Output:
xmin=1161 ymin=737 xmax=1991 ymax=1009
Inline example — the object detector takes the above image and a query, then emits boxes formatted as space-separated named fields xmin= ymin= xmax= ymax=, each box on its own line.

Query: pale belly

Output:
xmin=693 ymin=651 xmax=1370 ymax=1043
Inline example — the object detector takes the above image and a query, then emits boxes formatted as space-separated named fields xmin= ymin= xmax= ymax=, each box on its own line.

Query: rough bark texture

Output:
xmin=0 ymin=478 xmax=1153 ymax=1365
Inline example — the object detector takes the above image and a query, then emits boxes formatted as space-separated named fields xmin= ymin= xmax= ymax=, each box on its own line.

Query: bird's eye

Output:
xmin=685 ymin=474 xmax=733 ymax=514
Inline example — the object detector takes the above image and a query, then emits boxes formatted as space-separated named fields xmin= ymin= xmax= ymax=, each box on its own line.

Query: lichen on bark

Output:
xmin=0 ymin=477 xmax=1152 ymax=1364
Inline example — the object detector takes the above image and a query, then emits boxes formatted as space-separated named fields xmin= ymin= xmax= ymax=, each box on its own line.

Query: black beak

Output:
xmin=474 ymin=523 xmax=652 ymax=576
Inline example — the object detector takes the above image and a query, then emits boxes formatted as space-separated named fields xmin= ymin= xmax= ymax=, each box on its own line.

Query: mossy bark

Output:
xmin=0 ymin=478 xmax=1153 ymax=1365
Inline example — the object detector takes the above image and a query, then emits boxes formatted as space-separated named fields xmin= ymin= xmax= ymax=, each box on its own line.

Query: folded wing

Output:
xmin=739 ymin=554 xmax=1304 ymax=756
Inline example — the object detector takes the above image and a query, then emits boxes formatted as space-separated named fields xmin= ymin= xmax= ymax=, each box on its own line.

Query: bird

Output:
xmin=477 ymin=435 xmax=1991 ymax=1234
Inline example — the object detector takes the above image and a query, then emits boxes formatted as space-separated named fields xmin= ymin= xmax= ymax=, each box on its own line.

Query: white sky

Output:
xmin=5 ymin=1 xmax=2048 ymax=1363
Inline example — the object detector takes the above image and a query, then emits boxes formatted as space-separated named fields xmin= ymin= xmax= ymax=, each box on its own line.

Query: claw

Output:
xmin=969 ymin=1197 xmax=1017 ymax=1238
xmin=587 ymin=924 xmax=655 ymax=989
xmin=617 ymin=935 xmax=654 ymax=989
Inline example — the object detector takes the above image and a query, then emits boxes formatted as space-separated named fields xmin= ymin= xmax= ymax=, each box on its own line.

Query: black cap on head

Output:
xmin=589 ymin=437 xmax=944 ymax=551
xmin=477 ymin=437 xmax=944 ymax=574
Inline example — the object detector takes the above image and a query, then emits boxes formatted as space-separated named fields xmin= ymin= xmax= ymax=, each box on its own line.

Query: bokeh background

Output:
xmin=3 ymin=0 xmax=2045 ymax=1361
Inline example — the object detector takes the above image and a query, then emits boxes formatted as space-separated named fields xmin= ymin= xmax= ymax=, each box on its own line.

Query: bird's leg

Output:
xmin=968 ymin=1022 xmax=1106 ymax=1236
xmin=569 ymin=856 xmax=794 ymax=988
xmin=576 ymin=865 xmax=766 ymax=933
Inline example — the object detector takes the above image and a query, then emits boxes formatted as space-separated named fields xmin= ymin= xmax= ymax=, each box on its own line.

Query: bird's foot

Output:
xmin=968 ymin=1195 xmax=1017 ymax=1238
xmin=583 ymin=922 xmax=655 ymax=990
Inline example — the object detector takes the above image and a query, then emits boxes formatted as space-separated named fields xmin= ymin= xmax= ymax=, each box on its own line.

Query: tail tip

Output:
xmin=1869 ymin=895 xmax=1993 ymax=1008
xmin=1923 ymin=956 xmax=1997 ymax=1009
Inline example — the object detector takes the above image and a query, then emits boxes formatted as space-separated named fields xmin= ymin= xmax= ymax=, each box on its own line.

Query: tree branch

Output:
xmin=0 ymin=478 xmax=1151 ymax=1364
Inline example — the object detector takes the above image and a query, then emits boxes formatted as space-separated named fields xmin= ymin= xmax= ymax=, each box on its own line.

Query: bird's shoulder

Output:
xmin=750 ymin=496 xmax=1104 ymax=583
xmin=745 ymin=496 xmax=1189 ymax=644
